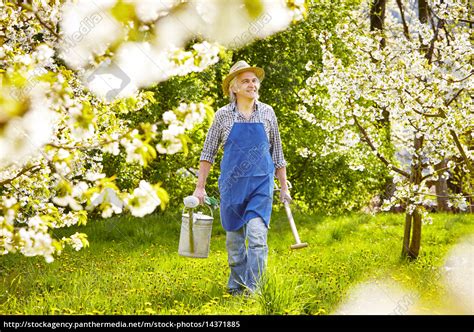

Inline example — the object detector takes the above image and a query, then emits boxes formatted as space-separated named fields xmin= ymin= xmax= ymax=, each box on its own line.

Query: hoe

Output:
xmin=275 ymin=181 xmax=308 ymax=249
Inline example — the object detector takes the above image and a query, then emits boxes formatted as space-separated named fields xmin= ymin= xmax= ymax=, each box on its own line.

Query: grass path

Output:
xmin=1 ymin=208 xmax=473 ymax=315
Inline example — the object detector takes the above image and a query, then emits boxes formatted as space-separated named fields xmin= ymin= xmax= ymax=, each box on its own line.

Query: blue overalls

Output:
xmin=218 ymin=104 xmax=275 ymax=292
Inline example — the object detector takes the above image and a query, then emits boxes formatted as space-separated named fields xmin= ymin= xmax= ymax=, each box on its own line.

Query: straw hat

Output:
xmin=222 ymin=60 xmax=265 ymax=96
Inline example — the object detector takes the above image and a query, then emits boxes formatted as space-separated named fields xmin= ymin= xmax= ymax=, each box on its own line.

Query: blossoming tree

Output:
xmin=0 ymin=0 xmax=307 ymax=262
xmin=299 ymin=0 xmax=473 ymax=258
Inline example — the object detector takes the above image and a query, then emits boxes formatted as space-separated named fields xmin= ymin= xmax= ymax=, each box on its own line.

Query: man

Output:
xmin=193 ymin=60 xmax=291 ymax=295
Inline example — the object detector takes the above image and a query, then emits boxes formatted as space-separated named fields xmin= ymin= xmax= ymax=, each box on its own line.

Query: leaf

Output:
xmin=243 ymin=0 xmax=264 ymax=20
xmin=144 ymin=308 xmax=156 ymax=314
xmin=156 ymin=186 xmax=169 ymax=211
xmin=77 ymin=210 xmax=88 ymax=226
xmin=178 ymin=134 xmax=190 ymax=156
xmin=52 ymin=240 xmax=63 ymax=252
xmin=205 ymin=104 xmax=215 ymax=123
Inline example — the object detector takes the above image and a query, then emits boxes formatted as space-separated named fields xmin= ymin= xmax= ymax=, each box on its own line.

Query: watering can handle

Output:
xmin=274 ymin=180 xmax=293 ymax=191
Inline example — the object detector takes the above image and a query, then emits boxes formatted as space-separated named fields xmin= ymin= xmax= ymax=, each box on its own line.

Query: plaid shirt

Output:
xmin=200 ymin=101 xmax=287 ymax=169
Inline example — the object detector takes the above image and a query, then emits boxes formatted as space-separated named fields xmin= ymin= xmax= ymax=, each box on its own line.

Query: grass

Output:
xmin=0 ymin=207 xmax=473 ymax=315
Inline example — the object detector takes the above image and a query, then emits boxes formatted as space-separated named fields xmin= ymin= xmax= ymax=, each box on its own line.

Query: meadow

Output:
xmin=1 ymin=208 xmax=473 ymax=315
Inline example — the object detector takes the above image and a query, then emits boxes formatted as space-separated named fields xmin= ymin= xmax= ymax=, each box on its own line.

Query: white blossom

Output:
xmin=124 ymin=180 xmax=160 ymax=217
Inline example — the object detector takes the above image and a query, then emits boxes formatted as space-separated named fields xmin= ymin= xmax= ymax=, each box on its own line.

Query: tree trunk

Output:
xmin=418 ymin=0 xmax=429 ymax=23
xmin=435 ymin=159 xmax=450 ymax=211
xmin=370 ymin=0 xmax=386 ymax=48
xmin=402 ymin=205 xmax=423 ymax=260
xmin=408 ymin=208 xmax=422 ymax=259
xmin=401 ymin=213 xmax=412 ymax=256
xmin=402 ymin=136 xmax=424 ymax=260
xmin=370 ymin=0 xmax=386 ymax=31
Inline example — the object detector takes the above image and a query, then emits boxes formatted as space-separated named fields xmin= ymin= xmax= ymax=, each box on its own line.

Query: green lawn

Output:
xmin=1 ymin=208 xmax=473 ymax=315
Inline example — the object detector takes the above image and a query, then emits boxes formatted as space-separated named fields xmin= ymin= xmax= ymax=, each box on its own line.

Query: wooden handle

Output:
xmin=284 ymin=201 xmax=302 ymax=244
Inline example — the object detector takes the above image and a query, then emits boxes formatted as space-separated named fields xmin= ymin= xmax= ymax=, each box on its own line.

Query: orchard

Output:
xmin=0 ymin=0 xmax=472 ymax=318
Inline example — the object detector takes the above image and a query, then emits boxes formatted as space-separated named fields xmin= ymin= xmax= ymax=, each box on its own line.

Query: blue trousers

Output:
xmin=225 ymin=217 xmax=268 ymax=293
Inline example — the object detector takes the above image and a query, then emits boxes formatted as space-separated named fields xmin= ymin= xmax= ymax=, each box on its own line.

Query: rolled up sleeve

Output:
xmin=200 ymin=117 xmax=221 ymax=164
xmin=269 ymin=108 xmax=287 ymax=169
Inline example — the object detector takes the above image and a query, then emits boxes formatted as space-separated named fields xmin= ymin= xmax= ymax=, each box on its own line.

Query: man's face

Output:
xmin=234 ymin=71 xmax=259 ymax=100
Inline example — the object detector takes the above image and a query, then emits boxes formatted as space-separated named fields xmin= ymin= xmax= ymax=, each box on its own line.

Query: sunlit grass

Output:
xmin=1 ymin=209 xmax=473 ymax=315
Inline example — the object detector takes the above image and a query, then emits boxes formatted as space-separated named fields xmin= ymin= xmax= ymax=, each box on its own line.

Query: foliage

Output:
xmin=114 ymin=0 xmax=393 ymax=214
xmin=0 ymin=0 xmax=307 ymax=261
xmin=232 ymin=0 xmax=389 ymax=213
xmin=106 ymin=0 xmax=390 ymax=215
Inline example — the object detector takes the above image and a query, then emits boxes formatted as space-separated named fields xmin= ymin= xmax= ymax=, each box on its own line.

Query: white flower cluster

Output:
xmin=7 ymin=216 xmax=56 ymax=263
xmin=0 ymin=84 xmax=58 ymax=168
xmin=69 ymin=232 xmax=88 ymax=251
xmin=120 ymin=129 xmax=148 ymax=165
xmin=85 ymin=180 xmax=162 ymax=219
xmin=156 ymin=102 xmax=208 ymax=154
xmin=295 ymin=105 xmax=318 ymax=125
xmin=88 ymin=187 xmax=124 ymax=218
xmin=61 ymin=232 xmax=89 ymax=252
xmin=124 ymin=180 xmax=161 ymax=217
xmin=297 ymin=147 xmax=318 ymax=158
xmin=52 ymin=181 xmax=89 ymax=211
xmin=67 ymin=106 xmax=96 ymax=141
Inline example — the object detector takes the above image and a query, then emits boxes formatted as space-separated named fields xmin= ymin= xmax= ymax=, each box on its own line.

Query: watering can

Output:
xmin=178 ymin=196 xmax=217 ymax=258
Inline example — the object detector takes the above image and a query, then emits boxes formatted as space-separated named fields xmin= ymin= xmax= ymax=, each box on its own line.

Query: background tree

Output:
xmin=300 ymin=0 xmax=473 ymax=259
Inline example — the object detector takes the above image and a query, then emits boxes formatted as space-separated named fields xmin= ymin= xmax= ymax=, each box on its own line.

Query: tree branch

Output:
xmin=446 ymin=88 xmax=464 ymax=107
xmin=420 ymin=160 xmax=466 ymax=181
xmin=414 ymin=192 xmax=471 ymax=199
xmin=395 ymin=0 xmax=411 ymax=40
xmin=19 ymin=3 xmax=60 ymax=39
xmin=439 ymin=71 xmax=474 ymax=84
xmin=403 ymin=87 xmax=464 ymax=117
xmin=426 ymin=19 xmax=444 ymax=64
xmin=186 ymin=167 xmax=198 ymax=178
xmin=0 ymin=165 xmax=42 ymax=186
xmin=450 ymin=130 xmax=474 ymax=174
xmin=46 ymin=127 xmax=135 ymax=151
xmin=412 ymin=108 xmax=444 ymax=118
xmin=352 ymin=115 xmax=410 ymax=178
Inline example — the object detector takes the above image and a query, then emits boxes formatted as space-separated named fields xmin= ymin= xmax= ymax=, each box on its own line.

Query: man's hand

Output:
xmin=279 ymin=189 xmax=292 ymax=203
xmin=193 ymin=187 xmax=207 ymax=205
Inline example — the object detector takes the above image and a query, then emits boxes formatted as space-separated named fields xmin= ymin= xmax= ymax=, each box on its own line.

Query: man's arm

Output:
xmin=193 ymin=160 xmax=212 ymax=204
xmin=275 ymin=166 xmax=291 ymax=203
xmin=269 ymin=106 xmax=291 ymax=202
